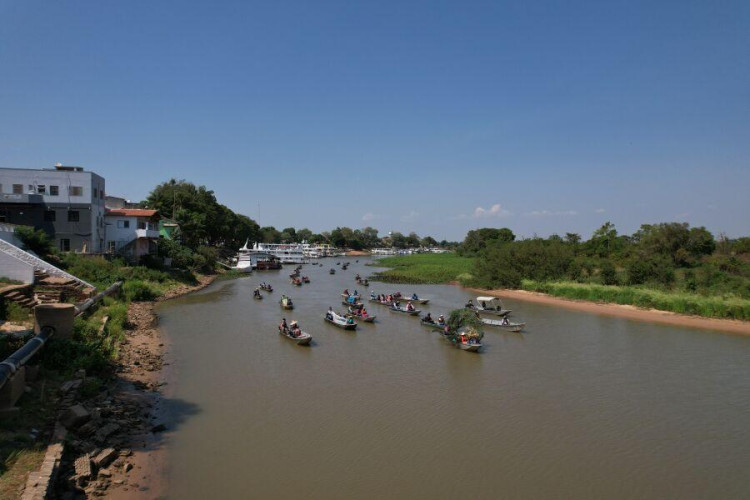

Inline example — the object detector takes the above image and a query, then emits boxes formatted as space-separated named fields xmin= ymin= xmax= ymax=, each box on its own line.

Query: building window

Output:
xmin=60 ymin=239 xmax=70 ymax=252
xmin=38 ymin=185 xmax=46 ymax=194
xmin=12 ymin=184 xmax=22 ymax=194
xmin=44 ymin=210 xmax=56 ymax=222
xmin=69 ymin=186 xmax=83 ymax=196
xmin=94 ymin=188 xmax=98 ymax=198
xmin=117 ymin=220 xmax=130 ymax=229
xmin=138 ymin=221 xmax=147 ymax=230
xmin=68 ymin=210 xmax=80 ymax=222
xmin=50 ymin=185 xmax=59 ymax=196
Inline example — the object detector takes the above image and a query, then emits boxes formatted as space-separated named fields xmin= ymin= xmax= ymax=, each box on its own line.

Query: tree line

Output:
xmin=462 ymin=223 xmax=750 ymax=299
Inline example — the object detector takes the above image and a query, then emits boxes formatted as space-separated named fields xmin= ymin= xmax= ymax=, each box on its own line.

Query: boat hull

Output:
xmin=482 ymin=319 xmax=525 ymax=332
xmin=420 ymin=320 xmax=447 ymax=331
xmin=458 ymin=342 xmax=481 ymax=351
xmin=389 ymin=307 xmax=421 ymax=316
xmin=324 ymin=315 xmax=357 ymax=330
xmin=279 ymin=330 xmax=312 ymax=345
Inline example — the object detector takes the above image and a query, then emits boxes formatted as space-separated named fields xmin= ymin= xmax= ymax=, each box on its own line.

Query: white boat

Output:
xmin=389 ymin=305 xmax=421 ymax=316
xmin=467 ymin=296 xmax=511 ymax=317
xmin=481 ymin=318 xmax=525 ymax=332
xmin=233 ymin=240 xmax=254 ymax=272
xmin=323 ymin=311 xmax=357 ymax=330
xmin=248 ymin=242 xmax=308 ymax=264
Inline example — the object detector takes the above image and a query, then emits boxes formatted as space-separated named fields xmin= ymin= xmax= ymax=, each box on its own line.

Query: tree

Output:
xmin=565 ymin=233 xmax=582 ymax=245
xmin=15 ymin=227 xmax=55 ymax=258
xmin=459 ymin=228 xmax=515 ymax=256
xmin=296 ymin=228 xmax=313 ymax=242
xmin=599 ymin=260 xmax=618 ymax=285
xmin=421 ymin=236 xmax=438 ymax=247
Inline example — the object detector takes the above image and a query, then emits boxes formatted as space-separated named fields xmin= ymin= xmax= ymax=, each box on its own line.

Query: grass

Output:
xmin=522 ymin=280 xmax=750 ymax=321
xmin=371 ymin=253 xmax=475 ymax=284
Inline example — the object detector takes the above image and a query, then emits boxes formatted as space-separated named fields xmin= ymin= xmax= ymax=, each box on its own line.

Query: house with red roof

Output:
xmin=104 ymin=208 xmax=161 ymax=262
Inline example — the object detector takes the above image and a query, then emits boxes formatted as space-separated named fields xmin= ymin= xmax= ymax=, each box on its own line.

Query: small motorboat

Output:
xmin=253 ymin=293 xmax=263 ymax=300
xmin=389 ymin=305 xmax=421 ymax=316
xmin=330 ymin=269 xmax=336 ymax=275
xmin=280 ymin=296 xmax=294 ymax=310
xmin=481 ymin=318 xmax=525 ymax=332
xmin=323 ymin=311 xmax=357 ymax=330
xmin=393 ymin=292 xmax=430 ymax=305
xmin=342 ymin=301 xmax=365 ymax=310
xmin=291 ymin=278 xmax=302 ymax=286
xmin=466 ymin=297 xmax=511 ymax=317
xmin=302 ymin=276 xmax=310 ymax=283
xmin=420 ymin=319 xmax=447 ymax=332
xmin=260 ymin=283 xmax=273 ymax=292
xmin=457 ymin=341 xmax=482 ymax=352
xmin=278 ymin=325 xmax=312 ymax=345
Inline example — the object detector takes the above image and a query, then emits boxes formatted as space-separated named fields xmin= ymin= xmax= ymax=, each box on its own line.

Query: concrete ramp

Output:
xmin=0 ymin=239 xmax=94 ymax=289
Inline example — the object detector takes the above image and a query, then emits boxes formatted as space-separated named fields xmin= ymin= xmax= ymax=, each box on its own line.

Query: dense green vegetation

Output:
xmin=372 ymin=254 xmax=475 ymax=284
xmin=375 ymin=222 xmax=750 ymax=321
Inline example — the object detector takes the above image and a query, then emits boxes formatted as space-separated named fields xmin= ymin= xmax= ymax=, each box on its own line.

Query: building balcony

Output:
xmin=135 ymin=228 xmax=160 ymax=239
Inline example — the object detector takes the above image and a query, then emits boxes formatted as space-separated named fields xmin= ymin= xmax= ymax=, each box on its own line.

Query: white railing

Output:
xmin=135 ymin=229 xmax=160 ymax=238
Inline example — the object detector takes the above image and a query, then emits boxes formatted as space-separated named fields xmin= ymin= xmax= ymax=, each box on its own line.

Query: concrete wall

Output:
xmin=0 ymin=251 xmax=34 ymax=283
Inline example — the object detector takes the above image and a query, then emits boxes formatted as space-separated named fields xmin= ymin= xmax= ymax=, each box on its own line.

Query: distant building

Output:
xmin=104 ymin=208 xmax=161 ymax=262
xmin=0 ymin=164 xmax=107 ymax=253
xmin=105 ymin=195 xmax=141 ymax=210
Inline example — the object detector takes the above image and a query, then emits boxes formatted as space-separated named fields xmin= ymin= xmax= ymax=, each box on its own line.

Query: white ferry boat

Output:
xmin=250 ymin=242 xmax=308 ymax=264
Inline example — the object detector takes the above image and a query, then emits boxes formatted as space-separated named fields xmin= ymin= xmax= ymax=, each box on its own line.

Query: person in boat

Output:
xmin=502 ymin=316 xmax=510 ymax=326
xmin=360 ymin=308 xmax=369 ymax=319
xmin=289 ymin=321 xmax=300 ymax=338
xmin=437 ymin=314 xmax=445 ymax=326
xmin=424 ymin=313 xmax=433 ymax=323
xmin=465 ymin=299 xmax=474 ymax=309
xmin=481 ymin=300 xmax=488 ymax=309
xmin=411 ymin=293 xmax=419 ymax=300
xmin=353 ymin=290 xmax=359 ymax=296
xmin=459 ymin=333 xmax=467 ymax=344
xmin=280 ymin=318 xmax=288 ymax=332
xmin=370 ymin=291 xmax=376 ymax=299
xmin=406 ymin=301 xmax=415 ymax=312
xmin=326 ymin=307 xmax=334 ymax=320
xmin=346 ymin=316 xmax=355 ymax=325
xmin=343 ymin=288 xmax=349 ymax=296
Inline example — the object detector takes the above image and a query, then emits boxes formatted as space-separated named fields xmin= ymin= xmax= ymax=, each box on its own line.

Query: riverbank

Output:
xmin=371 ymin=253 xmax=474 ymax=284
xmin=50 ymin=274 xmax=216 ymax=498
xmin=464 ymin=286 xmax=750 ymax=336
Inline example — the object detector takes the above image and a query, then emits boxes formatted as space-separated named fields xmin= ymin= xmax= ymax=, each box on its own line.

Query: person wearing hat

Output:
xmin=290 ymin=320 xmax=300 ymax=338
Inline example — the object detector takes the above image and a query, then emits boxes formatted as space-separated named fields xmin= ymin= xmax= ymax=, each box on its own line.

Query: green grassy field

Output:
xmin=371 ymin=253 xmax=475 ymax=284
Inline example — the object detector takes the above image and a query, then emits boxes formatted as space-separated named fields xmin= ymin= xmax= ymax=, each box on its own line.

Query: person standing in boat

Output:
xmin=280 ymin=318 xmax=288 ymax=332
xmin=424 ymin=313 xmax=433 ymax=323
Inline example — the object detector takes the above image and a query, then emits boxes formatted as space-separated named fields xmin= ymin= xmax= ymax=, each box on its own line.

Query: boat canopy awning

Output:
xmin=476 ymin=296 xmax=500 ymax=302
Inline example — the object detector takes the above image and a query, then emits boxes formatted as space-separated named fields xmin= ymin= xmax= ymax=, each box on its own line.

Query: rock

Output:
xmin=92 ymin=448 xmax=117 ymax=468
xmin=94 ymin=422 xmax=120 ymax=443
xmin=74 ymin=454 xmax=92 ymax=485
xmin=124 ymin=462 xmax=133 ymax=472
xmin=98 ymin=468 xmax=112 ymax=477
xmin=61 ymin=404 xmax=91 ymax=429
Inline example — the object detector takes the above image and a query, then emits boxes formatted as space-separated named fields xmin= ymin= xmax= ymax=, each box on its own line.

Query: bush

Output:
xmin=15 ymin=226 xmax=55 ymax=258
xmin=627 ymin=255 xmax=674 ymax=286
xmin=122 ymin=280 xmax=159 ymax=301
xmin=599 ymin=261 xmax=618 ymax=286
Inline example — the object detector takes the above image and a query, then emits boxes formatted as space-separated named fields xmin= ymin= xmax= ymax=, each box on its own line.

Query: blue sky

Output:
xmin=1 ymin=0 xmax=748 ymax=241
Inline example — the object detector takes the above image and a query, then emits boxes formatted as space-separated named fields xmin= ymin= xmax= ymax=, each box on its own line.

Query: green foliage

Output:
xmin=122 ymin=280 xmax=159 ymax=301
xmin=458 ymin=227 xmax=515 ymax=257
xmin=372 ymin=253 xmax=474 ymax=284
xmin=626 ymin=255 xmax=675 ymax=286
xmin=474 ymin=238 xmax=573 ymax=288
xmin=599 ymin=260 xmax=618 ymax=285
xmin=2 ymin=302 xmax=31 ymax=322
xmin=15 ymin=227 xmax=55 ymax=258
xmin=61 ymin=254 xmax=174 ymax=290
xmin=521 ymin=280 xmax=750 ymax=321
xmin=146 ymin=179 xmax=260 ymax=249
xmin=446 ymin=309 xmax=485 ymax=337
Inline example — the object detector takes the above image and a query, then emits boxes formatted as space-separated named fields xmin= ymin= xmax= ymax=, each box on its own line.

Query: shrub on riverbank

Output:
xmin=372 ymin=253 xmax=474 ymax=284
xmin=521 ymin=280 xmax=750 ymax=320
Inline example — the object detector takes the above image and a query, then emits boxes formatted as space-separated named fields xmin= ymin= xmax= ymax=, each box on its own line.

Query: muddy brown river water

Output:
xmin=158 ymin=257 xmax=750 ymax=499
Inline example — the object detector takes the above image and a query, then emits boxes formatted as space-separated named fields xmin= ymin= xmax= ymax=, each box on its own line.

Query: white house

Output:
xmin=104 ymin=208 xmax=161 ymax=262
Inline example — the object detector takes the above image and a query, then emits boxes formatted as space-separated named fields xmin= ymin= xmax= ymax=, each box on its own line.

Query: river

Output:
xmin=157 ymin=257 xmax=750 ymax=499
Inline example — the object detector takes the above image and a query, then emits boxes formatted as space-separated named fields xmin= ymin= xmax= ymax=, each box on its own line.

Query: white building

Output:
xmin=104 ymin=208 xmax=161 ymax=262
xmin=0 ymin=164 xmax=107 ymax=253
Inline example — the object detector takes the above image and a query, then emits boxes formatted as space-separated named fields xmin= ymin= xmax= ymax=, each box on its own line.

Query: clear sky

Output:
xmin=1 ymin=0 xmax=748 ymax=241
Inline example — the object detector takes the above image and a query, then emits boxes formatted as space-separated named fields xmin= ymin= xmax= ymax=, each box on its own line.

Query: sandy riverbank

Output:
xmin=346 ymin=250 xmax=371 ymax=257
xmin=464 ymin=286 xmax=750 ymax=336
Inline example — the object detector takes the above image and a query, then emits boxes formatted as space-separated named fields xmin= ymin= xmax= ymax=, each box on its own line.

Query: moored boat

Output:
xmin=420 ymin=319 xmax=447 ymax=332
